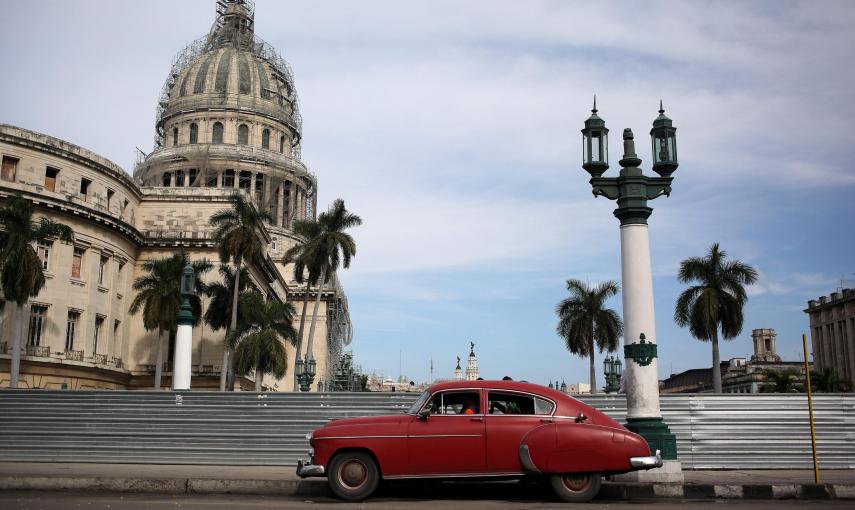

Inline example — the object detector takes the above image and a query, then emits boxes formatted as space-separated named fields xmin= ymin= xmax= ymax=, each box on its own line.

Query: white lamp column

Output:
xmin=173 ymin=265 xmax=196 ymax=391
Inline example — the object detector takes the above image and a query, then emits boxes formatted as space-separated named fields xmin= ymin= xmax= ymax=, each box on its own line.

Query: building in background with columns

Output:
xmin=806 ymin=286 xmax=855 ymax=384
xmin=0 ymin=0 xmax=351 ymax=391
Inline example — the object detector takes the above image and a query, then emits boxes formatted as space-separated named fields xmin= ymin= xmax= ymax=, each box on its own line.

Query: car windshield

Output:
xmin=407 ymin=391 xmax=430 ymax=414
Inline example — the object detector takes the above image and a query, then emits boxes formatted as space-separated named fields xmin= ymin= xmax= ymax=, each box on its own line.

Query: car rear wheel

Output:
xmin=550 ymin=472 xmax=601 ymax=502
xmin=328 ymin=451 xmax=380 ymax=501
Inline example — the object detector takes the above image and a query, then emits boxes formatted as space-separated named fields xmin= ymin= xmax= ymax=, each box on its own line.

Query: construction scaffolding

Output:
xmin=134 ymin=0 xmax=315 ymax=226
xmin=150 ymin=0 xmax=302 ymax=151
xmin=321 ymin=351 xmax=365 ymax=392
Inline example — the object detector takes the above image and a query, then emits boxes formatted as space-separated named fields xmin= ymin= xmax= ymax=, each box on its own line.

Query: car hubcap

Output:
xmin=561 ymin=474 xmax=592 ymax=492
xmin=339 ymin=460 xmax=367 ymax=489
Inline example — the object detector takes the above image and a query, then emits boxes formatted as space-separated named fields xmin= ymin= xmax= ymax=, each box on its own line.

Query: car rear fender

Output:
xmin=519 ymin=423 xmax=557 ymax=473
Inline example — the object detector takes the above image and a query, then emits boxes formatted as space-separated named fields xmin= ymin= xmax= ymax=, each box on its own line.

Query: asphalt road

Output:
xmin=0 ymin=489 xmax=851 ymax=510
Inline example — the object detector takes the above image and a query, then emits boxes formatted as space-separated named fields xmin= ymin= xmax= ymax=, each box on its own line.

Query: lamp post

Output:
xmin=295 ymin=354 xmax=316 ymax=392
xmin=580 ymin=98 xmax=680 ymax=479
xmin=603 ymin=355 xmax=623 ymax=393
xmin=173 ymin=265 xmax=195 ymax=391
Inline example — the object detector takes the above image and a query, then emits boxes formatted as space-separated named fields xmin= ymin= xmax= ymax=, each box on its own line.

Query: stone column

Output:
xmin=620 ymin=223 xmax=661 ymax=420
xmin=173 ymin=298 xmax=193 ymax=391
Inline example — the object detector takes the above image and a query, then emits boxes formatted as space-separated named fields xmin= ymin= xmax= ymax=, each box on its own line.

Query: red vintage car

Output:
xmin=297 ymin=380 xmax=661 ymax=502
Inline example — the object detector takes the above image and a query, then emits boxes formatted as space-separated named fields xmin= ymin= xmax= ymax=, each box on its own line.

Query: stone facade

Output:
xmin=805 ymin=287 xmax=855 ymax=383
xmin=0 ymin=1 xmax=350 ymax=391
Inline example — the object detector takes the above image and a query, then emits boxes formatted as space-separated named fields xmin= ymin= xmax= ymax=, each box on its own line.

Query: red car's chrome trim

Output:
xmin=315 ymin=434 xmax=482 ymax=440
xmin=384 ymin=472 xmax=526 ymax=480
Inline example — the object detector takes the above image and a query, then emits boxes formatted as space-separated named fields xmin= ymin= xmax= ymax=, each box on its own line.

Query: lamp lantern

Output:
xmin=307 ymin=358 xmax=317 ymax=378
xmin=180 ymin=265 xmax=196 ymax=297
xmin=614 ymin=357 xmax=623 ymax=377
xmin=650 ymin=100 xmax=678 ymax=177
xmin=582 ymin=96 xmax=609 ymax=178
xmin=295 ymin=357 xmax=304 ymax=377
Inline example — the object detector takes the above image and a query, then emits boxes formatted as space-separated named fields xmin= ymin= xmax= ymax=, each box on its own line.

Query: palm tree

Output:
xmin=555 ymin=279 xmax=624 ymax=393
xmin=301 ymin=199 xmax=361 ymax=387
xmin=674 ymin=243 xmax=758 ymax=393
xmin=129 ymin=250 xmax=211 ymax=389
xmin=226 ymin=292 xmax=298 ymax=391
xmin=282 ymin=217 xmax=323 ymax=391
xmin=210 ymin=192 xmax=272 ymax=390
xmin=0 ymin=195 xmax=74 ymax=388
xmin=810 ymin=368 xmax=852 ymax=393
xmin=203 ymin=265 xmax=256 ymax=331
xmin=760 ymin=369 xmax=801 ymax=393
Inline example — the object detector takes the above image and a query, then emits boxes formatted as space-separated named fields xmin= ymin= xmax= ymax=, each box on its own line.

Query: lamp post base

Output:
xmin=625 ymin=416 xmax=678 ymax=460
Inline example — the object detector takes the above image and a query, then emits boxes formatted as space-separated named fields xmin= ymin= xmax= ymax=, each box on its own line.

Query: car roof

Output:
xmin=428 ymin=379 xmax=570 ymax=401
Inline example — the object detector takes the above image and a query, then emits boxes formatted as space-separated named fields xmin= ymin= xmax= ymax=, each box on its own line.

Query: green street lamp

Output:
xmin=580 ymin=98 xmax=680 ymax=472
xmin=295 ymin=355 xmax=316 ymax=392
xmin=603 ymin=355 xmax=623 ymax=393
xmin=173 ymin=264 xmax=196 ymax=390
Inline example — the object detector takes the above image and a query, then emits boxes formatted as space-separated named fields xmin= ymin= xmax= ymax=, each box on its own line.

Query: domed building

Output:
xmin=0 ymin=0 xmax=351 ymax=391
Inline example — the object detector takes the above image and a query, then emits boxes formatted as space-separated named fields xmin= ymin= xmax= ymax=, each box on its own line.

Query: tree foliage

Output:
xmin=555 ymin=279 xmax=623 ymax=393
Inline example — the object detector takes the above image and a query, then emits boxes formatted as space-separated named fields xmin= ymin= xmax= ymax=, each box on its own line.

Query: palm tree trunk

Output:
xmin=255 ymin=367 xmax=263 ymax=391
xmin=227 ymin=254 xmax=243 ymax=391
xmin=304 ymin=264 xmax=328 ymax=391
xmin=711 ymin=328 xmax=722 ymax=393
xmin=219 ymin=331 xmax=229 ymax=392
xmin=154 ymin=327 xmax=164 ymax=390
xmin=588 ymin=332 xmax=597 ymax=394
xmin=10 ymin=303 xmax=25 ymax=389
xmin=292 ymin=280 xmax=311 ymax=392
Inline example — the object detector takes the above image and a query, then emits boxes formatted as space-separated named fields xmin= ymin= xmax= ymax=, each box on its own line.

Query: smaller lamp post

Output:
xmin=173 ymin=265 xmax=195 ymax=391
xmin=296 ymin=355 xmax=317 ymax=392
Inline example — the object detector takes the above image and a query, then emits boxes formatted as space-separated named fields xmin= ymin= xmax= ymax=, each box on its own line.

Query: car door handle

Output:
xmin=470 ymin=417 xmax=483 ymax=422
xmin=540 ymin=418 xmax=554 ymax=423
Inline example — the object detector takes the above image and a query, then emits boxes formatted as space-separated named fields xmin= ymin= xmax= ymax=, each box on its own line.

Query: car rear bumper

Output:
xmin=629 ymin=449 xmax=663 ymax=470
xmin=296 ymin=459 xmax=326 ymax=478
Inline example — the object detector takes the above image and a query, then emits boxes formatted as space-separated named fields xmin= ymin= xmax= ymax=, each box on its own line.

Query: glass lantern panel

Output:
xmin=602 ymin=133 xmax=608 ymax=163
xmin=591 ymin=132 xmax=600 ymax=162
xmin=667 ymin=135 xmax=676 ymax=162
xmin=655 ymin=137 xmax=667 ymax=162
xmin=582 ymin=133 xmax=589 ymax=164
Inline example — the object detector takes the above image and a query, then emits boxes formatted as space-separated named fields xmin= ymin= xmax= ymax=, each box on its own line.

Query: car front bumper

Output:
xmin=296 ymin=459 xmax=325 ymax=478
xmin=629 ymin=449 xmax=663 ymax=470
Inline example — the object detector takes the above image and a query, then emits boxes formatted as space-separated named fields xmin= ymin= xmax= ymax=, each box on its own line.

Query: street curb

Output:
xmin=0 ymin=477 xmax=852 ymax=500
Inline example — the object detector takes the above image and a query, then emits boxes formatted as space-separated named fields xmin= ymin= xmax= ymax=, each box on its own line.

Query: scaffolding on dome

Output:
xmin=133 ymin=0 xmax=316 ymax=227
xmin=323 ymin=287 xmax=353 ymax=387
xmin=151 ymin=0 xmax=302 ymax=151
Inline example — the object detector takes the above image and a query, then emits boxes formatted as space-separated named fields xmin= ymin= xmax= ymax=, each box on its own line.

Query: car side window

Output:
xmin=427 ymin=391 xmax=480 ymax=415
xmin=534 ymin=397 xmax=555 ymax=415
xmin=487 ymin=392 xmax=536 ymax=415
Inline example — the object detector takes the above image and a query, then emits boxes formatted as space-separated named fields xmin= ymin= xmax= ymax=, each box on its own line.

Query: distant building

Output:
xmin=465 ymin=341 xmax=480 ymax=381
xmin=564 ymin=382 xmax=591 ymax=395
xmin=454 ymin=356 xmax=463 ymax=381
xmin=805 ymin=287 xmax=855 ymax=383
xmin=661 ymin=329 xmax=811 ymax=393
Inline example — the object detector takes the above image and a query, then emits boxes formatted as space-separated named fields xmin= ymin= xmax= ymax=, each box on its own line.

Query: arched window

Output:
xmin=162 ymin=172 xmax=172 ymax=187
xmin=262 ymin=129 xmax=270 ymax=149
xmin=172 ymin=127 xmax=178 ymax=146
xmin=189 ymin=123 xmax=198 ymax=144
xmin=238 ymin=124 xmax=249 ymax=145
xmin=212 ymin=122 xmax=224 ymax=144
xmin=279 ymin=135 xmax=285 ymax=153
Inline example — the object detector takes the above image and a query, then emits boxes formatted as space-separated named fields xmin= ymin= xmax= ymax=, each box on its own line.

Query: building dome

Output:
xmin=154 ymin=0 xmax=302 ymax=150
xmin=133 ymin=0 xmax=317 ymax=234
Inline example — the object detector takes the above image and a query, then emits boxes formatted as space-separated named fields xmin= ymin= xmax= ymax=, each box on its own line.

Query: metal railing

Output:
xmin=0 ymin=391 xmax=851 ymax=469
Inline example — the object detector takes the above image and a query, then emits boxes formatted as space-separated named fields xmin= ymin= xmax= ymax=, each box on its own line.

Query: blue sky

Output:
xmin=2 ymin=1 xmax=854 ymax=387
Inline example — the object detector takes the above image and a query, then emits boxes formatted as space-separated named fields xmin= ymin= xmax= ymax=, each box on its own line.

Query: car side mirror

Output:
xmin=418 ymin=408 xmax=431 ymax=420
xmin=574 ymin=412 xmax=588 ymax=424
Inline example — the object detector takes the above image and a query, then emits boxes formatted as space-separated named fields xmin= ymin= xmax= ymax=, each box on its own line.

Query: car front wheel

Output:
xmin=327 ymin=451 xmax=380 ymax=501
xmin=550 ymin=472 xmax=601 ymax=502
